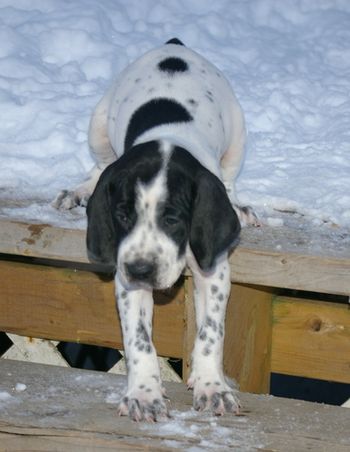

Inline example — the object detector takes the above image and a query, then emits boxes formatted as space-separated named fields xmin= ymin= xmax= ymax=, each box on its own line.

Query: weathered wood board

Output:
xmin=0 ymin=360 xmax=349 ymax=451
xmin=0 ymin=214 xmax=349 ymax=295
xmin=272 ymin=296 xmax=350 ymax=384
xmin=0 ymin=259 xmax=185 ymax=358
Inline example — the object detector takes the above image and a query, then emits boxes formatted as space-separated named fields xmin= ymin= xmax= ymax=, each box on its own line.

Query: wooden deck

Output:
xmin=0 ymin=214 xmax=349 ymax=392
xmin=1 ymin=360 xmax=349 ymax=451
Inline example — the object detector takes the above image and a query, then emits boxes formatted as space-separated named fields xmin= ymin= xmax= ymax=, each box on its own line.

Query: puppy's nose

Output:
xmin=125 ymin=260 xmax=155 ymax=282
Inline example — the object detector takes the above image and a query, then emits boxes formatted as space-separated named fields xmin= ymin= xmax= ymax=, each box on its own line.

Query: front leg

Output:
xmin=115 ymin=273 xmax=169 ymax=422
xmin=187 ymin=252 xmax=240 ymax=415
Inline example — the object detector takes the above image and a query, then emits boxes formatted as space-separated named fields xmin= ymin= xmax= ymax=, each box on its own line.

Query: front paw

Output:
xmin=188 ymin=375 xmax=241 ymax=416
xmin=117 ymin=385 xmax=170 ymax=422
xmin=52 ymin=189 xmax=90 ymax=210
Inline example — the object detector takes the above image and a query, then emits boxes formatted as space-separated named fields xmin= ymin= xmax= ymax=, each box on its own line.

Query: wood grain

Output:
xmin=271 ymin=296 xmax=350 ymax=383
xmin=224 ymin=284 xmax=274 ymax=393
xmin=1 ymin=360 xmax=350 ymax=451
xmin=0 ymin=260 xmax=185 ymax=358
xmin=1 ymin=217 xmax=349 ymax=295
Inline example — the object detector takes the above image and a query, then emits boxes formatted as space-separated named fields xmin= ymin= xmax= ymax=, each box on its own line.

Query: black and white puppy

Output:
xmin=54 ymin=38 xmax=257 ymax=421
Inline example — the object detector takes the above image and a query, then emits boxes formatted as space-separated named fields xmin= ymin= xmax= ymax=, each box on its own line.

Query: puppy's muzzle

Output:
xmin=125 ymin=259 xmax=156 ymax=284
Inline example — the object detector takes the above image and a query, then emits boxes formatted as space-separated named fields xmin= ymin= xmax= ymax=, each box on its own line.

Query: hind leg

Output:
xmin=221 ymin=103 xmax=259 ymax=226
xmin=53 ymin=88 xmax=117 ymax=210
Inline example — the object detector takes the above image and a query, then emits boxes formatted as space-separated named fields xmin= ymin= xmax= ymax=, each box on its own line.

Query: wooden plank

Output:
xmin=230 ymin=248 xmax=350 ymax=296
xmin=0 ymin=260 xmax=185 ymax=358
xmin=271 ymin=296 xmax=350 ymax=384
xmin=224 ymin=284 xmax=273 ymax=393
xmin=0 ymin=219 xmax=89 ymax=263
xmin=1 ymin=360 xmax=350 ymax=451
xmin=1 ymin=217 xmax=350 ymax=295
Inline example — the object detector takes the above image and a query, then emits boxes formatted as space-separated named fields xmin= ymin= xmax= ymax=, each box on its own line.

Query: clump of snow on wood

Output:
xmin=14 ymin=383 xmax=27 ymax=392
xmin=0 ymin=0 xmax=349 ymax=228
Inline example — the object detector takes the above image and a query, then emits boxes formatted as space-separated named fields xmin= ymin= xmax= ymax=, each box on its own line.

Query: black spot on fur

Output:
xmin=187 ymin=98 xmax=199 ymax=108
xmin=136 ymin=319 xmax=150 ymax=344
xmin=158 ymin=57 xmax=189 ymax=74
xmin=199 ymin=328 xmax=207 ymax=341
xmin=206 ymin=90 xmax=214 ymax=103
xmin=206 ymin=316 xmax=217 ymax=332
xmin=211 ymin=285 xmax=219 ymax=295
xmin=166 ymin=37 xmax=185 ymax=46
xmin=124 ymin=98 xmax=193 ymax=151
xmin=203 ymin=347 xmax=212 ymax=356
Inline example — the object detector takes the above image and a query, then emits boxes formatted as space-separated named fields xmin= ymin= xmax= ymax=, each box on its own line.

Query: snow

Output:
xmin=15 ymin=383 xmax=27 ymax=392
xmin=0 ymin=391 xmax=12 ymax=401
xmin=0 ymin=0 xmax=350 ymax=228
xmin=141 ymin=408 xmax=266 ymax=450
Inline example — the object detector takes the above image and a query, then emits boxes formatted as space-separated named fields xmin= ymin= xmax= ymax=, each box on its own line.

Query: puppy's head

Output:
xmin=87 ymin=141 xmax=240 ymax=289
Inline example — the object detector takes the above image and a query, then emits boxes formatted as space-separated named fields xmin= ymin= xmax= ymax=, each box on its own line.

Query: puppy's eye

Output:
xmin=116 ymin=211 xmax=132 ymax=227
xmin=163 ymin=216 xmax=179 ymax=227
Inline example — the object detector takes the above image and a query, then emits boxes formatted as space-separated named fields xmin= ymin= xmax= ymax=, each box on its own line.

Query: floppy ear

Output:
xmin=86 ymin=165 xmax=117 ymax=269
xmin=189 ymin=170 xmax=241 ymax=271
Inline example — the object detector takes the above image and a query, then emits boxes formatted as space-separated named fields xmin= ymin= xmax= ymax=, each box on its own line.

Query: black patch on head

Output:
xmin=158 ymin=57 xmax=189 ymax=74
xmin=124 ymin=98 xmax=193 ymax=151
xmin=86 ymin=142 xmax=163 ymax=268
xmin=162 ymin=147 xmax=241 ymax=271
xmin=166 ymin=37 xmax=185 ymax=46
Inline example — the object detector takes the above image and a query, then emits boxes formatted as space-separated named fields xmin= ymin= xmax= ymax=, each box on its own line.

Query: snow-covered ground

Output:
xmin=0 ymin=0 xmax=350 ymax=229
